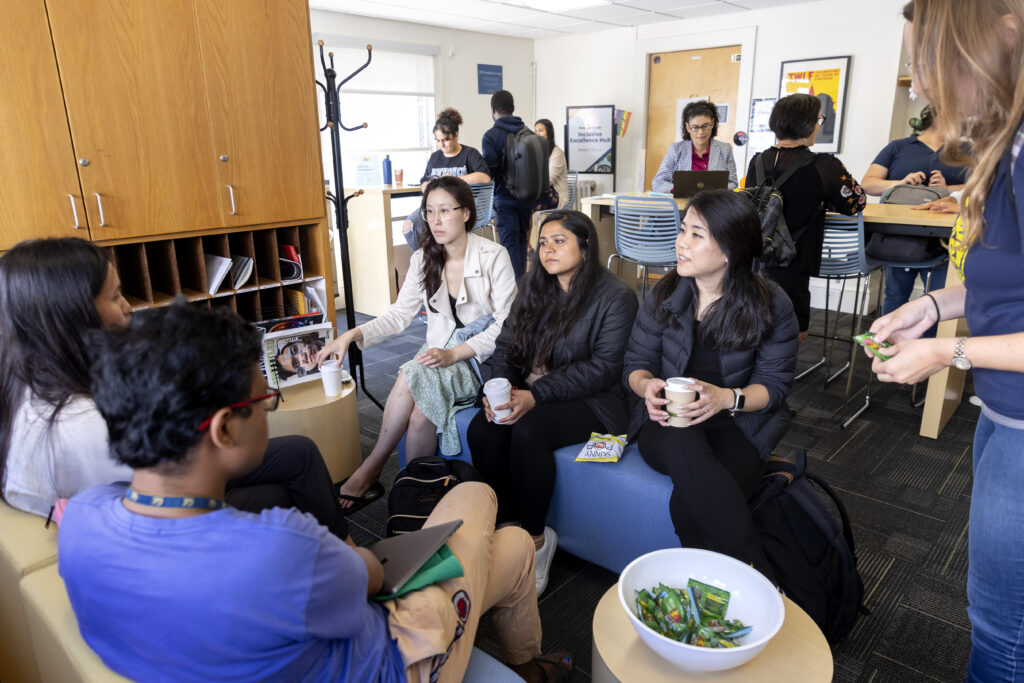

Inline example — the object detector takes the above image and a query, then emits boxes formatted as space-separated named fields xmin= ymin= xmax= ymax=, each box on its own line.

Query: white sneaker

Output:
xmin=535 ymin=527 xmax=558 ymax=597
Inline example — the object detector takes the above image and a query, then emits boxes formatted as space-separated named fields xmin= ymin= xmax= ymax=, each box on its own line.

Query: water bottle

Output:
xmin=382 ymin=155 xmax=393 ymax=185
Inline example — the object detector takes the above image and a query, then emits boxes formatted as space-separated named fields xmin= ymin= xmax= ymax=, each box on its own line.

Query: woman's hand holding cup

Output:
xmin=316 ymin=330 xmax=355 ymax=368
xmin=643 ymin=378 xmax=670 ymax=426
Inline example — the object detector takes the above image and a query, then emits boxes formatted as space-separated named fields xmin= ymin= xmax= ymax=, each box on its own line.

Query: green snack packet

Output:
xmin=853 ymin=331 xmax=894 ymax=361
xmin=687 ymin=579 xmax=730 ymax=621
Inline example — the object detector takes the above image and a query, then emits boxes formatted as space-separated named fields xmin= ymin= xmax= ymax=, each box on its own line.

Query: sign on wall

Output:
xmin=566 ymin=105 xmax=616 ymax=175
xmin=477 ymin=64 xmax=502 ymax=95
xmin=778 ymin=55 xmax=851 ymax=153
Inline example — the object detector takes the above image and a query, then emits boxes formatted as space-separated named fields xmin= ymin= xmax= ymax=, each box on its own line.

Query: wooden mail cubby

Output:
xmin=103 ymin=220 xmax=333 ymax=325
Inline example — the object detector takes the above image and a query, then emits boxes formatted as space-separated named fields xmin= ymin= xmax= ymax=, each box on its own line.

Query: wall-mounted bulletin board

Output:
xmin=566 ymin=105 xmax=616 ymax=187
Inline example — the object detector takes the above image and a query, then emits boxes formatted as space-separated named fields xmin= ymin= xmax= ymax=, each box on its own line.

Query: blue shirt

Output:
xmin=872 ymin=135 xmax=968 ymax=186
xmin=58 ymin=485 xmax=406 ymax=683
xmin=963 ymin=124 xmax=1024 ymax=421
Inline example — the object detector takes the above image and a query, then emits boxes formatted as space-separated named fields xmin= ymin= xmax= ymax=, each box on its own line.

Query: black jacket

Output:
xmin=622 ymin=278 xmax=799 ymax=458
xmin=487 ymin=270 xmax=638 ymax=434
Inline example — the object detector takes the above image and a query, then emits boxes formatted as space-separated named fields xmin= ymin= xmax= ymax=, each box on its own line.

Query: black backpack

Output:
xmin=749 ymin=450 xmax=867 ymax=645
xmin=503 ymin=128 xmax=549 ymax=202
xmin=385 ymin=456 xmax=482 ymax=537
xmin=738 ymin=149 xmax=817 ymax=269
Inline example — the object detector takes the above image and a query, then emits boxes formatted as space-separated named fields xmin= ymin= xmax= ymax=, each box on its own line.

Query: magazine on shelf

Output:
xmin=303 ymin=279 xmax=328 ymax=314
xmin=261 ymin=322 xmax=334 ymax=389
xmin=230 ymin=255 xmax=254 ymax=289
xmin=252 ymin=312 xmax=325 ymax=334
xmin=279 ymin=244 xmax=303 ymax=281
xmin=204 ymin=254 xmax=232 ymax=295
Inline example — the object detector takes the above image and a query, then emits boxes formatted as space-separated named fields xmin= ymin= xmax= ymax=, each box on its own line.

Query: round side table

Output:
xmin=267 ymin=379 xmax=361 ymax=483
xmin=592 ymin=584 xmax=832 ymax=682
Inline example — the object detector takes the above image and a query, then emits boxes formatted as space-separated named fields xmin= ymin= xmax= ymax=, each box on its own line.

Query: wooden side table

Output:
xmin=267 ymin=379 xmax=361 ymax=483
xmin=592 ymin=584 xmax=832 ymax=682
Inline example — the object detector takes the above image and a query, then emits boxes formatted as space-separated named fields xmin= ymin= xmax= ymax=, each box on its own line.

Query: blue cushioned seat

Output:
xmin=398 ymin=407 xmax=679 ymax=573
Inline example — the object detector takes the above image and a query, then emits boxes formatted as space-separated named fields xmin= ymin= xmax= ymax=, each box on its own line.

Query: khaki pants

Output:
xmin=386 ymin=482 xmax=542 ymax=682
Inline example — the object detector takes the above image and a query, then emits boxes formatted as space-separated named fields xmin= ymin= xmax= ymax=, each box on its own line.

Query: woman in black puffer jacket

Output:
xmin=468 ymin=210 xmax=638 ymax=595
xmin=623 ymin=190 xmax=798 ymax=580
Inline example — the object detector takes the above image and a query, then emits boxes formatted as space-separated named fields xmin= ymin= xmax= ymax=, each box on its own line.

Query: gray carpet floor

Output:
xmin=338 ymin=306 xmax=978 ymax=682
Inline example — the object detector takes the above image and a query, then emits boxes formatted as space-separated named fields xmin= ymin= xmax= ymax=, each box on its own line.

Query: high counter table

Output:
xmin=580 ymin=195 xmax=962 ymax=439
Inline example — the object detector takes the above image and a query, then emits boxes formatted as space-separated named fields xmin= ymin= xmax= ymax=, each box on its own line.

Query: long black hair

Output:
xmin=651 ymin=190 xmax=775 ymax=351
xmin=0 ymin=238 xmax=112 ymax=496
xmin=535 ymin=118 xmax=558 ymax=157
xmin=417 ymin=176 xmax=477 ymax=310
xmin=505 ymin=210 xmax=602 ymax=374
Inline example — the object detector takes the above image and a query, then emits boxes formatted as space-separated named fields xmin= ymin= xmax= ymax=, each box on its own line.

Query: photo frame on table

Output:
xmin=778 ymin=56 xmax=851 ymax=154
xmin=565 ymin=105 xmax=616 ymax=175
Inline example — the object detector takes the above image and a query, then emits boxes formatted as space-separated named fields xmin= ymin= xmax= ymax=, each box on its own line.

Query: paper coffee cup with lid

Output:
xmin=483 ymin=377 xmax=513 ymax=420
xmin=664 ymin=377 xmax=697 ymax=427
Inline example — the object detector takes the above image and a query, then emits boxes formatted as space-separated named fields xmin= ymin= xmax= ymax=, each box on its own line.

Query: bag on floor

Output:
xmin=503 ymin=128 xmax=550 ymax=202
xmin=738 ymin=148 xmax=817 ymax=269
xmin=748 ymin=450 xmax=867 ymax=644
xmin=386 ymin=456 xmax=482 ymax=537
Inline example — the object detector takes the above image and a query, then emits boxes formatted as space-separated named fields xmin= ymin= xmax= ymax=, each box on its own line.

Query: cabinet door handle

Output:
xmin=67 ymin=194 xmax=81 ymax=229
xmin=226 ymin=184 xmax=236 ymax=215
xmin=94 ymin=193 xmax=106 ymax=226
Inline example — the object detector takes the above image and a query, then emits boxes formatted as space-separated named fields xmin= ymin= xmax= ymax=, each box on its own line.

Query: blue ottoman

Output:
xmin=397 ymin=408 xmax=680 ymax=574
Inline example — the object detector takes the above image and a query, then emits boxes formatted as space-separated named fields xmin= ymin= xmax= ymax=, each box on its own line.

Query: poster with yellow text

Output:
xmin=778 ymin=56 xmax=851 ymax=153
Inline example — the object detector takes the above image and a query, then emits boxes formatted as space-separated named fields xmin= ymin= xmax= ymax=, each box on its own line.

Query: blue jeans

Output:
xmin=494 ymin=196 xmax=534 ymax=280
xmin=882 ymin=265 xmax=947 ymax=338
xmin=967 ymin=414 xmax=1024 ymax=681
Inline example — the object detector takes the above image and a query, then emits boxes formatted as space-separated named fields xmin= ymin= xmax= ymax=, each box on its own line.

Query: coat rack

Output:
xmin=315 ymin=41 xmax=384 ymax=410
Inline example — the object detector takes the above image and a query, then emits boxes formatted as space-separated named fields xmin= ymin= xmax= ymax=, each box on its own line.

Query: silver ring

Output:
xmin=703 ymin=407 xmax=709 ymax=414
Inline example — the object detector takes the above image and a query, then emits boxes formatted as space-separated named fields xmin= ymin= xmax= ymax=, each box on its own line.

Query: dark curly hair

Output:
xmin=90 ymin=302 xmax=261 ymax=471
xmin=434 ymin=107 xmax=463 ymax=138
xmin=681 ymin=100 xmax=720 ymax=140
xmin=418 ymin=176 xmax=477 ymax=311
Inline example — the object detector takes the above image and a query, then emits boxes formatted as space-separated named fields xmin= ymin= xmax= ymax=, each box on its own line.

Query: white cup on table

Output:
xmin=320 ymin=360 xmax=344 ymax=397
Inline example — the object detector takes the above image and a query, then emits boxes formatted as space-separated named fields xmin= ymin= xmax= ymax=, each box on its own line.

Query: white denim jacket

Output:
xmin=357 ymin=233 xmax=517 ymax=362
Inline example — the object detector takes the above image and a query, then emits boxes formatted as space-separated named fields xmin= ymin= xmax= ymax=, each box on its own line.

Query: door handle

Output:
xmin=67 ymin=194 xmax=81 ymax=229
xmin=94 ymin=193 xmax=106 ymax=227
xmin=226 ymin=184 xmax=236 ymax=215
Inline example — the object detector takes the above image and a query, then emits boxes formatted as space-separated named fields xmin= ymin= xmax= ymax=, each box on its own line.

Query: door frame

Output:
xmin=632 ymin=27 xmax=758 ymax=184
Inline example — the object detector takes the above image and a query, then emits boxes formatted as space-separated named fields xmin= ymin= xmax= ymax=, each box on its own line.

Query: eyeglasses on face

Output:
xmin=817 ymin=114 xmax=827 ymax=125
xmin=687 ymin=122 xmax=714 ymax=133
xmin=420 ymin=206 xmax=464 ymax=223
xmin=197 ymin=390 xmax=282 ymax=432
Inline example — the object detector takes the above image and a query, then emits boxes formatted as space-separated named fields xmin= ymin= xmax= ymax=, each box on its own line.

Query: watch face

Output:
xmin=953 ymin=358 xmax=971 ymax=371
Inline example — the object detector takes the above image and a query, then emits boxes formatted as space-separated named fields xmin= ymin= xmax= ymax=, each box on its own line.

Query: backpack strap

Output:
xmin=804 ymin=471 xmax=859 ymax=564
xmin=769 ymin=148 xmax=817 ymax=191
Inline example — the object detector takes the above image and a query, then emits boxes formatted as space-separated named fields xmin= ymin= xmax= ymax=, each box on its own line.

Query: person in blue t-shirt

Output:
xmin=868 ymin=3 xmax=1024 ymax=680
xmin=862 ymin=105 xmax=969 ymax=316
xmin=59 ymin=303 xmax=572 ymax=683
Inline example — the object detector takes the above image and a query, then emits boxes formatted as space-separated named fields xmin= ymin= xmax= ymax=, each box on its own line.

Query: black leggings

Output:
xmin=226 ymin=435 xmax=349 ymax=541
xmin=637 ymin=418 xmax=773 ymax=581
xmin=467 ymin=400 xmax=604 ymax=536
xmin=765 ymin=268 xmax=811 ymax=333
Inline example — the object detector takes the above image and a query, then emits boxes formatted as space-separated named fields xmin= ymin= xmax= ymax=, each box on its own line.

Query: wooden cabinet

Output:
xmin=195 ymin=0 xmax=325 ymax=226
xmin=0 ymin=0 xmax=87 ymax=250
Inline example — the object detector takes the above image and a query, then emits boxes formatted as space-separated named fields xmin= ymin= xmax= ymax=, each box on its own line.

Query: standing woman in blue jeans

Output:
xmin=868 ymin=2 xmax=1024 ymax=679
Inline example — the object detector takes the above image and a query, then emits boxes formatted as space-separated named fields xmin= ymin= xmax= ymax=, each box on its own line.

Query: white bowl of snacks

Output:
xmin=617 ymin=548 xmax=784 ymax=672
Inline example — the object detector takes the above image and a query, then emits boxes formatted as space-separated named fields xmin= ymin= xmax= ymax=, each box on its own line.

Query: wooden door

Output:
xmin=45 ymin=0 xmax=222 ymax=240
xmin=0 ymin=0 xmax=88 ymax=250
xmin=644 ymin=46 xmax=741 ymax=191
xmin=194 ymin=0 xmax=325 ymax=227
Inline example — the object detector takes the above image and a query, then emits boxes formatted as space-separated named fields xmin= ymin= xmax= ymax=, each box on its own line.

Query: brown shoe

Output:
xmin=509 ymin=651 xmax=573 ymax=683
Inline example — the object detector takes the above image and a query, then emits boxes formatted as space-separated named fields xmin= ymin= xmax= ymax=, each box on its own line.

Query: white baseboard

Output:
xmin=808 ymin=270 xmax=927 ymax=316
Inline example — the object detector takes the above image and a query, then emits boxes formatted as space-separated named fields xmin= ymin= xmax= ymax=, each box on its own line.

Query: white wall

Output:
xmin=535 ymin=0 xmax=908 ymax=195
xmin=309 ymin=10 xmax=535 ymax=150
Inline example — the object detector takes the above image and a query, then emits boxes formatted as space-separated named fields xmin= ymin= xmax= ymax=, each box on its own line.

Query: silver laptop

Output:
xmin=671 ymin=170 xmax=729 ymax=198
xmin=369 ymin=519 xmax=463 ymax=595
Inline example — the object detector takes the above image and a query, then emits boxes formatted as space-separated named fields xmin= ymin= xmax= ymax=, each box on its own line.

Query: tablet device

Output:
xmin=369 ymin=519 xmax=464 ymax=595
xmin=671 ymin=170 xmax=729 ymax=198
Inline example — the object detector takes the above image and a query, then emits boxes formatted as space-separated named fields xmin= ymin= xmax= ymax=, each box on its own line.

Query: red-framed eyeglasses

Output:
xmin=197 ymin=390 xmax=282 ymax=432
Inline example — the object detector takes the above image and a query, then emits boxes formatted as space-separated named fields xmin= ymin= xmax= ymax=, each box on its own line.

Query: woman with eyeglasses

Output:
xmin=748 ymin=93 xmax=866 ymax=341
xmin=0 ymin=238 xmax=349 ymax=539
xmin=651 ymin=100 xmax=738 ymax=193
xmin=318 ymin=175 xmax=517 ymax=511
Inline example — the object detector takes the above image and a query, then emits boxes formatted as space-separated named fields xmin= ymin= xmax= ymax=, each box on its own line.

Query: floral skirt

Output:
xmin=402 ymin=334 xmax=480 ymax=455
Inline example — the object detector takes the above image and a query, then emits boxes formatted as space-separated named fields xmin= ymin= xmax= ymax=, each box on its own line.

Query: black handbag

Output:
xmin=865 ymin=232 xmax=945 ymax=263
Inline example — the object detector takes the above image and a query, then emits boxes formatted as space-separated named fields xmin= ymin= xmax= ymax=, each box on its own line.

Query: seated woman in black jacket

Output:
xmin=623 ymin=190 xmax=799 ymax=579
xmin=468 ymin=210 xmax=638 ymax=595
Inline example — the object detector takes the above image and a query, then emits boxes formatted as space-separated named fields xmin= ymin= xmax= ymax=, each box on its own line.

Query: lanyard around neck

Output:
xmin=125 ymin=488 xmax=227 ymax=511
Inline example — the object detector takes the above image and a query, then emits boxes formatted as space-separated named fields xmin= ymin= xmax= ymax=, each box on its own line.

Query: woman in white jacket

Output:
xmin=319 ymin=176 xmax=517 ymax=509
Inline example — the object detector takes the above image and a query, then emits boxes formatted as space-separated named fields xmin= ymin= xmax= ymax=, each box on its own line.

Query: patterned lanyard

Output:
xmin=125 ymin=488 xmax=227 ymax=511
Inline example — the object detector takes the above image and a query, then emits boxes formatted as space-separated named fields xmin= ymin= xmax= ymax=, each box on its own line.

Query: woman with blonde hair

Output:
xmin=868 ymin=2 xmax=1024 ymax=678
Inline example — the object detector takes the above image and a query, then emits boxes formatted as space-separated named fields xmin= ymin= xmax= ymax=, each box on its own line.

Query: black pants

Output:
xmin=494 ymin=196 xmax=535 ymax=280
xmin=467 ymin=400 xmax=603 ymax=536
xmin=765 ymin=267 xmax=811 ymax=333
xmin=637 ymin=418 xmax=774 ymax=582
xmin=226 ymin=435 xmax=349 ymax=541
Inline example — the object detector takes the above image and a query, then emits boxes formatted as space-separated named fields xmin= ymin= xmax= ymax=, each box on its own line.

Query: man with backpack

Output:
xmin=482 ymin=90 xmax=547 ymax=278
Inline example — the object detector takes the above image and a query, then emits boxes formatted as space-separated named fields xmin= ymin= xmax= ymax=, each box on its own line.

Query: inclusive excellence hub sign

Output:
xmin=566 ymin=105 xmax=616 ymax=175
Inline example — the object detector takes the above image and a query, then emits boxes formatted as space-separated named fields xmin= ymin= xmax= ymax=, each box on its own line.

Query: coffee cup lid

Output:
xmin=484 ymin=377 xmax=511 ymax=391
xmin=666 ymin=376 xmax=695 ymax=387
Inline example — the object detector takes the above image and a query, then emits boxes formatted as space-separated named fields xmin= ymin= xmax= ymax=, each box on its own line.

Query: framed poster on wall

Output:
xmin=566 ymin=105 xmax=616 ymax=176
xmin=778 ymin=55 xmax=851 ymax=153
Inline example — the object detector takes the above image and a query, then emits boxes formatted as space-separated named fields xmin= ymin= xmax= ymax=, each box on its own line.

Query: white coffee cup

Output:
xmin=663 ymin=377 xmax=698 ymax=428
xmin=320 ymin=360 xmax=343 ymax=397
xmin=483 ymin=377 xmax=513 ymax=421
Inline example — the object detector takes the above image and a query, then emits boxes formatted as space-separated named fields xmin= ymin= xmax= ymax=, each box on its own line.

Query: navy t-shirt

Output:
xmin=963 ymin=123 xmax=1024 ymax=420
xmin=872 ymin=135 xmax=968 ymax=186
xmin=420 ymin=145 xmax=489 ymax=184
xmin=59 ymin=485 xmax=406 ymax=683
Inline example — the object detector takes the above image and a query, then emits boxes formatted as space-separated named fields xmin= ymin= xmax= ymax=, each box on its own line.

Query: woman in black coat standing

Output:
xmin=623 ymin=190 xmax=799 ymax=579
xmin=468 ymin=210 xmax=638 ymax=595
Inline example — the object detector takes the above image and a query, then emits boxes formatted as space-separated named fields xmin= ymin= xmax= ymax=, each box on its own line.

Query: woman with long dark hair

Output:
xmin=318 ymin=176 xmax=517 ymax=510
xmin=534 ymin=118 xmax=568 ymax=211
xmin=623 ymin=190 xmax=798 ymax=578
xmin=0 ymin=238 xmax=349 ymax=540
xmin=467 ymin=210 xmax=637 ymax=594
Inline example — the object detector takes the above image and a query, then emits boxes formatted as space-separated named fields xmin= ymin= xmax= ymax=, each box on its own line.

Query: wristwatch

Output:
xmin=730 ymin=388 xmax=745 ymax=416
xmin=952 ymin=337 xmax=972 ymax=371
